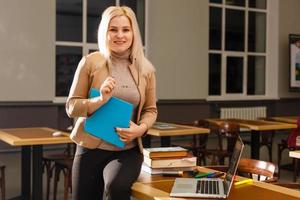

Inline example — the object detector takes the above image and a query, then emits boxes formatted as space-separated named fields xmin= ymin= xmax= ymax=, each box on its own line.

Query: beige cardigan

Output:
xmin=65 ymin=52 xmax=157 ymax=152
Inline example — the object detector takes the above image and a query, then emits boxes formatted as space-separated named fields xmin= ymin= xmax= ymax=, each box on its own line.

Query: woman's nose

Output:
xmin=116 ymin=30 xmax=123 ymax=38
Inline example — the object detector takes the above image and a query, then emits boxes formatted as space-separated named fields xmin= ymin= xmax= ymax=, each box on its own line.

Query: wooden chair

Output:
xmin=0 ymin=162 xmax=5 ymax=200
xmin=277 ymin=125 xmax=300 ymax=181
xmin=238 ymin=158 xmax=300 ymax=189
xmin=171 ymin=119 xmax=209 ymax=165
xmin=243 ymin=117 xmax=275 ymax=162
xmin=42 ymin=126 xmax=74 ymax=200
xmin=237 ymin=158 xmax=276 ymax=181
xmin=208 ymin=158 xmax=300 ymax=189
xmin=204 ymin=121 xmax=240 ymax=165
xmin=53 ymin=158 xmax=73 ymax=200
xmin=204 ymin=158 xmax=276 ymax=181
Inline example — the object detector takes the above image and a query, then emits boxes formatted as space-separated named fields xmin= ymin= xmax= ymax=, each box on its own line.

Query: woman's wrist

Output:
xmin=87 ymin=97 xmax=104 ymax=115
xmin=138 ymin=123 xmax=148 ymax=137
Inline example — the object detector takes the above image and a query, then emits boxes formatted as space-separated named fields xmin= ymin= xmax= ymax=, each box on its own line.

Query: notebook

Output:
xmin=84 ymin=88 xmax=133 ymax=148
xmin=170 ymin=136 xmax=244 ymax=198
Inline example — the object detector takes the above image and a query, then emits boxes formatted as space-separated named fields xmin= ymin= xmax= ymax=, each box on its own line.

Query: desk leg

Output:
xmin=32 ymin=145 xmax=43 ymax=200
xmin=161 ymin=136 xmax=170 ymax=147
xmin=251 ymin=130 xmax=260 ymax=159
xmin=294 ymin=159 xmax=299 ymax=182
xmin=21 ymin=146 xmax=31 ymax=200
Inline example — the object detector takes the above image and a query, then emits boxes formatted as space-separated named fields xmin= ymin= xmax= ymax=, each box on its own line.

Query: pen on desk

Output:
xmin=234 ymin=179 xmax=253 ymax=186
xmin=209 ymin=172 xmax=224 ymax=178
xmin=195 ymin=172 xmax=214 ymax=178
xmin=207 ymin=172 xmax=219 ymax=178
xmin=162 ymin=171 xmax=183 ymax=177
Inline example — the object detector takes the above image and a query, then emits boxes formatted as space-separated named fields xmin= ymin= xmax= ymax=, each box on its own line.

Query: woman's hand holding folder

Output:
xmin=117 ymin=121 xmax=148 ymax=142
xmin=87 ymin=77 xmax=116 ymax=115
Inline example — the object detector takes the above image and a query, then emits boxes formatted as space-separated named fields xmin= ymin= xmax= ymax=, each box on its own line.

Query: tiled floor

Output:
xmin=0 ymin=131 xmax=298 ymax=199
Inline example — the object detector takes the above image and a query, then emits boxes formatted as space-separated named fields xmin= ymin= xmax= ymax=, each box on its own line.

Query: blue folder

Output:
xmin=84 ymin=88 xmax=133 ymax=148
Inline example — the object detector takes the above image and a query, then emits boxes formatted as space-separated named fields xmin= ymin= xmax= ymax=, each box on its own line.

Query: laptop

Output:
xmin=170 ymin=136 xmax=244 ymax=198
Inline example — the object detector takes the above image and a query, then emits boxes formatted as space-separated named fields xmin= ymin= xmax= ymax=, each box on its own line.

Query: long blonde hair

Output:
xmin=98 ymin=6 xmax=154 ymax=74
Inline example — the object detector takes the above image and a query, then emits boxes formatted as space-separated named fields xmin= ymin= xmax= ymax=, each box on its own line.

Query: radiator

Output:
xmin=220 ymin=106 xmax=267 ymax=120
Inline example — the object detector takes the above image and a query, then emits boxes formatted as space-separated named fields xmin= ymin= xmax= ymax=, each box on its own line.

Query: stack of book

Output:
xmin=142 ymin=146 xmax=197 ymax=175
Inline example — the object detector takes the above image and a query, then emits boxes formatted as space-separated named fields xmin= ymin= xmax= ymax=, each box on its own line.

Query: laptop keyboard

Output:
xmin=196 ymin=180 xmax=219 ymax=195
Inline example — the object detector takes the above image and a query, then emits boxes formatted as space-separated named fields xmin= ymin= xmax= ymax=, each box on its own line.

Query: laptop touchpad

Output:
xmin=172 ymin=178 xmax=197 ymax=193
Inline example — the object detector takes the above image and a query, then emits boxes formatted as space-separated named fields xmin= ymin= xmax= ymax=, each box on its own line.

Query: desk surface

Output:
xmin=148 ymin=122 xmax=210 ymax=137
xmin=132 ymin=167 xmax=300 ymax=200
xmin=290 ymin=150 xmax=300 ymax=159
xmin=0 ymin=127 xmax=72 ymax=146
xmin=206 ymin=118 xmax=297 ymax=131
xmin=272 ymin=116 xmax=298 ymax=124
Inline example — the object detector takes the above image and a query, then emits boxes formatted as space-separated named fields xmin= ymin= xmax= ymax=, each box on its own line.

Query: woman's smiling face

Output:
xmin=107 ymin=15 xmax=133 ymax=53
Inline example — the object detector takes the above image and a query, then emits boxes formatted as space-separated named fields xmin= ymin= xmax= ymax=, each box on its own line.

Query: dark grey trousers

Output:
xmin=72 ymin=145 xmax=143 ymax=200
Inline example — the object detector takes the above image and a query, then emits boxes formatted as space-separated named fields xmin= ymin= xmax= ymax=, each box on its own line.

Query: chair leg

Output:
xmin=63 ymin=170 xmax=68 ymax=200
xmin=201 ymin=154 xmax=206 ymax=165
xmin=44 ymin=160 xmax=54 ymax=200
xmin=0 ymin=167 xmax=5 ymax=200
xmin=68 ymin=168 xmax=72 ymax=193
xmin=63 ymin=167 xmax=72 ymax=200
xmin=294 ymin=158 xmax=299 ymax=182
xmin=267 ymin=144 xmax=273 ymax=162
xmin=53 ymin=166 xmax=61 ymax=200
xmin=277 ymin=145 xmax=283 ymax=178
xmin=211 ymin=155 xmax=217 ymax=165
xmin=198 ymin=152 xmax=206 ymax=166
xmin=219 ymin=156 xmax=225 ymax=165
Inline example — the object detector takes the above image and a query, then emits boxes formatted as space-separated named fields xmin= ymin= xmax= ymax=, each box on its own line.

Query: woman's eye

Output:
xmin=109 ymin=28 xmax=117 ymax=32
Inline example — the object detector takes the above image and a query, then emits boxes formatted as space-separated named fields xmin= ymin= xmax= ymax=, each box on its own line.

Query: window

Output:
xmin=55 ymin=0 xmax=145 ymax=99
xmin=208 ymin=0 xmax=267 ymax=99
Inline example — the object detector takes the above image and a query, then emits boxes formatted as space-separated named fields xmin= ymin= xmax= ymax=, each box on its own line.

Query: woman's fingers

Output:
xmin=102 ymin=79 xmax=116 ymax=94
xmin=101 ymin=77 xmax=116 ymax=91
xmin=116 ymin=128 xmax=132 ymax=142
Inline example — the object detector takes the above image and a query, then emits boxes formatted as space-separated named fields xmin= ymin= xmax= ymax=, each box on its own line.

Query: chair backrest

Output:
xmin=287 ymin=117 xmax=300 ymax=148
xmin=237 ymin=158 xmax=276 ymax=181
xmin=193 ymin=119 xmax=209 ymax=148
xmin=216 ymin=121 xmax=240 ymax=152
xmin=193 ymin=119 xmax=209 ymax=128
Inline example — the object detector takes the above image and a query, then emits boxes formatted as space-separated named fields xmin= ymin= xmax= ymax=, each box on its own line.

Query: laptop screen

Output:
xmin=224 ymin=136 xmax=244 ymax=194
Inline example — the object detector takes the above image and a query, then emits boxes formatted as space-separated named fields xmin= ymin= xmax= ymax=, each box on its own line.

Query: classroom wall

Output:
xmin=1 ymin=0 xmax=300 ymax=102
xmin=0 ymin=0 xmax=55 ymax=101
xmin=147 ymin=0 xmax=209 ymax=100
xmin=278 ymin=0 xmax=300 ymax=98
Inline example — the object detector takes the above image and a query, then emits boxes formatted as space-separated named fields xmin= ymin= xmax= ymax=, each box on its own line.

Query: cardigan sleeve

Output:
xmin=65 ymin=56 xmax=91 ymax=118
xmin=138 ymin=71 xmax=158 ymax=129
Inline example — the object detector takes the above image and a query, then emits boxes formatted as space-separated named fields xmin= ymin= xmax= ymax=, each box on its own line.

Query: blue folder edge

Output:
xmin=84 ymin=88 xmax=133 ymax=148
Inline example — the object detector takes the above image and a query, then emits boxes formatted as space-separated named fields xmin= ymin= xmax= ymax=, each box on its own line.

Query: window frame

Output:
xmin=207 ymin=0 xmax=274 ymax=101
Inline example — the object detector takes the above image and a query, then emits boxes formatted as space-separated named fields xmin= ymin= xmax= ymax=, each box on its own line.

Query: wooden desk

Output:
xmin=272 ymin=116 xmax=298 ymax=124
xmin=290 ymin=150 xmax=300 ymax=159
xmin=147 ymin=122 xmax=210 ymax=147
xmin=132 ymin=168 xmax=300 ymax=200
xmin=0 ymin=127 xmax=72 ymax=200
xmin=206 ymin=119 xmax=297 ymax=159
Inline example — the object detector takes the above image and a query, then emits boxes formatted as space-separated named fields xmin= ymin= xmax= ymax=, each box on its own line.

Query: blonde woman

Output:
xmin=66 ymin=6 xmax=157 ymax=200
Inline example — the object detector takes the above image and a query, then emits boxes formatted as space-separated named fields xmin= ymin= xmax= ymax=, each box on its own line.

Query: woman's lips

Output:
xmin=114 ymin=41 xmax=126 ymax=44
